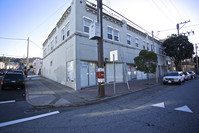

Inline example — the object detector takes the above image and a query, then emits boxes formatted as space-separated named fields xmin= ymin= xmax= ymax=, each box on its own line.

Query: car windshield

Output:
xmin=188 ymin=71 xmax=193 ymax=74
xmin=166 ymin=72 xmax=179 ymax=76
xmin=4 ymin=74 xmax=23 ymax=79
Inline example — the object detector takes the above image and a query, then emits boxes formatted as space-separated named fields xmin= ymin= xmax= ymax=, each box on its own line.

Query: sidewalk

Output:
xmin=25 ymin=75 xmax=162 ymax=108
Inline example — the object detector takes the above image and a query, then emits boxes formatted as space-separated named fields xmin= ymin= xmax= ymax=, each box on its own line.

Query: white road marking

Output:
xmin=0 ymin=111 xmax=60 ymax=128
xmin=0 ymin=100 xmax=16 ymax=104
xmin=175 ymin=105 xmax=193 ymax=113
xmin=152 ymin=102 xmax=165 ymax=108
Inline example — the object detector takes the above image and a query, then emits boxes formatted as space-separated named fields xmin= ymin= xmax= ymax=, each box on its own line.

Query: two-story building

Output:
xmin=42 ymin=0 xmax=168 ymax=90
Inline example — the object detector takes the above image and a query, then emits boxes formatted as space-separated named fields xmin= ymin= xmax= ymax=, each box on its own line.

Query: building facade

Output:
xmin=42 ymin=0 xmax=168 ymax=90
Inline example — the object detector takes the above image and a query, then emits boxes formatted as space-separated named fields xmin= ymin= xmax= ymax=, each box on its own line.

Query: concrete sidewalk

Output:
xmin=25 ymin=75 xmax=162 ymax=108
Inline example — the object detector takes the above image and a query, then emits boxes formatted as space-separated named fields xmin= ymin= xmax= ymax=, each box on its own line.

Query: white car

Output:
xmin=163 ymin=71 xmax=184 ymax=85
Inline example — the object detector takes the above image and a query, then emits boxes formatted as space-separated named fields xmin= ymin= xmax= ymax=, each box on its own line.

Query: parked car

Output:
xmin=183 ymin=72 xmax=191 ymax=80
xmin=1 ymin=72 xmax=25 ymax=90
xmin=163 ymin=71 xmax=184 ymax=85
xmin=13 ymin=69 xmax=25 ymax=76
xmin=0 ymin=69 xmax=6 ymax=75
xmin=187 ymin=71 xmax=196 ymax=79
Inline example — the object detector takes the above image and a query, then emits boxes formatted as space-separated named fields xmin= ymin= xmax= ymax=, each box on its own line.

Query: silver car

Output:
xmin=163 ymin=71 xmax=184 ymax=85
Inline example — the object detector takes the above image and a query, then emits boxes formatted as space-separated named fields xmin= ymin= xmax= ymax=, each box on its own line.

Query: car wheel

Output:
xmin=1 ymin=86 xmax=5 ymax=90
xmin=163 ymin=82 xmax=166 ymax=85
xmin=178 ymin=81 xmax=181 ymax=85
xmin=21 ymin=85 xmax=25 ymax=89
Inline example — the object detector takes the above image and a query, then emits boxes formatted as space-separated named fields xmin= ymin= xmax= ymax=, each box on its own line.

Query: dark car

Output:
xmin=1 ymin=72 xmax=25 ymax=90
xmin=13 ymin=69 xmax=25 ymax=76
xmin=188 ymin=71 xmax=196 ymax=79
xmin=0 ymin=69 xmax=6 ymax=75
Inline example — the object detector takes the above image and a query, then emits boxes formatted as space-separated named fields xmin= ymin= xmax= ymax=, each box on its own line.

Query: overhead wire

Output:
xmin=157 ymin=23 xmax=199 ymax=33
xmin=27 ymin=1 xmax=71 ymax=36
xmin=169 ymin=0 xmax=185 ymax=21
xmin=29 ymin=40 xmax=42 ymax=49
xmin=151 ymin=0 xmax=175 ymax=25
xmin=0 ymin=37 xmax=26 ymax=41
xmin=0 ymin=36 xmax=42 ymax=49
xmin=159 ymin=0 xmax=180 ymax=22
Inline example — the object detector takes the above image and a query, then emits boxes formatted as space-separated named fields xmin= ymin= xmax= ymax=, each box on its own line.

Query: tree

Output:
xmin=162 ymin=35 xmax=194 ymax=70
xmin=134 ymin=50 xmax=158 ymax=81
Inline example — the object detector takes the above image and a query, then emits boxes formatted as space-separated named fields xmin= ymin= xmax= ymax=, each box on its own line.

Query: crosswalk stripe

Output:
xmin=0 ymin=111 xmax=60 ymax=128
xmin=0 ymin=100 xmax=16 ymax=104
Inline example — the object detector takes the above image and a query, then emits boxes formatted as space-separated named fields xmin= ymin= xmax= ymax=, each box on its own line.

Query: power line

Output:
xmin=0 ymin=37 xmax=26 ymax=41
xmin=0 ymin=54 xmax=24 ymax=58
xmin=157 ymin=23 xmax=199 ymax=32
xmin=99 ymin=1 xmax=152 ymax=35
xmin=30 ymin=40 xmax=42 ymax=49
xmin=27 ymin=1 xmax=71 ymax=36
xmin=160 ymin=0 xmax=180 ymax=22
xmin=0 ymin=36 xmax=42 ymax=49
xmin=169 ymin=0 xmax=185 ymax=21
xmin=151 ymin=0 xmax=175 ymax=24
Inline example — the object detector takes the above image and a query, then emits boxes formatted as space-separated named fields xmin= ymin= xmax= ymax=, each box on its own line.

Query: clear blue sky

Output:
xmin=0 ymin=0 xmax=199 ymax=58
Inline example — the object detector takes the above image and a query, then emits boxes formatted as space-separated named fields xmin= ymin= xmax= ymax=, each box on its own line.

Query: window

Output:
xmin=147 ymin=43 xmax=149 ymax=50
xmin=107 ymin=27 xmax=113 ymax=40
xmin=107 ymin=27 xmax=119 ymax=41
xmin=127 ymin=35 xmax=131 ymax=45
xmin=55 ymin=36 xmax=57 ymax=45
xmin=159 ymin=48 xmax=163 ymax=54
xmin=143 ymin=41 xmax=145 ymax=49
xmin=83 ymin=19 xmax=92 ymax=33
xmin=135 ymin=39 xmax=139 ymax=47
xmin=61 ymin=27 xmax=65 ymax=41
xmin=48 ymin=45 xmax=50 ymax=52
xmin=114 ymin=30 xmax=119 ymax=41
xmin=50 ymin=61 xmax=53 ymax=66
xmin=151 ymin=44 xmax=154 ymax=52
xmin=66 ymin=23 xmax=70 ymax=37
xmin=44 ymin=48 xmax=46 ymax=56
xmin=51 ymin=40 xmax=54 ymax=50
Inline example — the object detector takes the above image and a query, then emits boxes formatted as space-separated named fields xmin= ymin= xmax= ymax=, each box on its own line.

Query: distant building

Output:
xmin=6 ymin=62 xmax=19 ymax=69
xmin=42 ymin=0 xmax=169 ymax=90
xmin=182 ymin=58 xmax=195 ymax=72
xmin=0 ymin=62 xmax=5 ymax=69
xmin=33 ymin=58 xmax=43 ymax=75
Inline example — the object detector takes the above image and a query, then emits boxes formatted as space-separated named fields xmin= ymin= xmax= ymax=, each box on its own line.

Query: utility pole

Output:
xmin=97 ymin=0 xmax=105 ymax=97
xmin=176 ymin=20 xmax=190 ymax=36
xmin=176 ymin=20 xmax=190 ymax=70
xmin=26 ymin=37 xmax=29 ymax=77
xmin=195 ymin=43 xmax=199 ymax=73
xmin=152 ymin=31 xmax=158 ymax=83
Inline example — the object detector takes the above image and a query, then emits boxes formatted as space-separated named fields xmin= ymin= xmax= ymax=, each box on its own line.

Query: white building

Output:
xmin=33 ymin=58 xmax=43 ymax=75
xmin=42 ymin=0 xmax=168 ymax=90
xmin=0 ymin=62 xmax=5 ymax=69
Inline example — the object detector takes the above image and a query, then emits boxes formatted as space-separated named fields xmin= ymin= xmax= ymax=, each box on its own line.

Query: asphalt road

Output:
xmin=0 ymin=76 xmax=199 ymax=133
xmin=0 ymin=76 xmax=54 ymax=124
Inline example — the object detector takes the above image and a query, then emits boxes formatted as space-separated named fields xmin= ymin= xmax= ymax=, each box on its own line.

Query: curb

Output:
xmin=28 ymin=83 xmax=161 ymax=109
